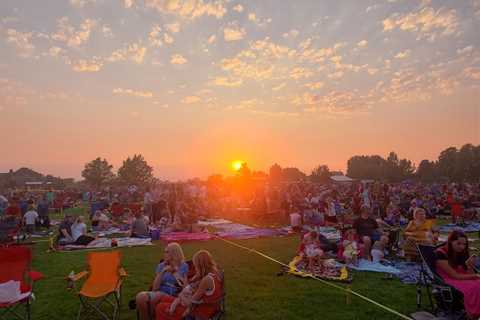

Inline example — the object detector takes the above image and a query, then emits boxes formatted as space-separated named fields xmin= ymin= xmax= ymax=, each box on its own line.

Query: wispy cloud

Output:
xmin=145 ymin=0 xmax=227 ymax=20
xmin=223 ymin=25 xmax=246 ymax=41
xmin=232 ymin=4 xmax=244 ymax=13
xmin=5 ymin=29 xmax=35 ymax=58
xmin=181 ymin=95 xmax=201 ymax=104
xmin=108 ymin=43 xmax=147 ymax=64
xmin=71 ymin=59 xmax=103 ymax=72
xmin=70 ymin=0 xmax=96 ymax=8
xmin=51 ymin=17 xmax=97 ymax=48
xmin=395 ymin=49 xmax=411 ymax=59
xmin=170 ymin=54 xmax=187 ymax=65
xmin=210 ymin=77 xmax=243 ymax=87
xmin=112 ymin=87 xmax=153 ymax=98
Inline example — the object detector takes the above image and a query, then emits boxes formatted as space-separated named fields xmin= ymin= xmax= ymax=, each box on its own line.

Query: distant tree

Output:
xmin=237 ymin=162 xmax=251 ymax=178
xmin=437 ymin=147 xmax=458 ymax=180
xmin=81 ymin=157 xmax=115 ymax=190
xmin=269 ymin=163 xmax=282 ymax=184
xmin=117 ymin=154 xmax=154 ymax=189
xmin=347 ymin=155 xmax=387 ymax=180
xmin=310 ymin=165 xmax=331 ymax=183
xmin=281 ymin=167 xmax=307 ymax=182
xmin=416 ymin=160 xmax=437 ymax=182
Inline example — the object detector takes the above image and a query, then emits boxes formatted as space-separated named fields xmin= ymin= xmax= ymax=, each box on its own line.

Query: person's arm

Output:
xmin=404 ymin=221 xmax=415 ymax=237
xmin=191 ymin=275 xmax=213 ymax=302
xmin=436 ymin=260 xmax=480 ymax=280
xmin=152 ymin=272 xmax=164 ymax=290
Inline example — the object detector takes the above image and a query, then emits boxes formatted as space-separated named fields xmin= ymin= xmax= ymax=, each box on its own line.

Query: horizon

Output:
xmin=1 ymin=0 xmax=479 ymax=181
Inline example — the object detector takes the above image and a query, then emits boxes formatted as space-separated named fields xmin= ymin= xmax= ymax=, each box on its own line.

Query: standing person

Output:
xmin=144 ymin=188 xmax=154 ymax=221
xmin=435 ymin=231 xmax=480 ymax=319
xmin=23 ymin=206 xmax=39 ymax=235
xmin=37 ymin=197 xmax=50 ymax=229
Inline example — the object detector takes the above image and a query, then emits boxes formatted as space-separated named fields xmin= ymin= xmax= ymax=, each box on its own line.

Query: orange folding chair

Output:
xmin=67 ymin=251 xmax=127 ymax=320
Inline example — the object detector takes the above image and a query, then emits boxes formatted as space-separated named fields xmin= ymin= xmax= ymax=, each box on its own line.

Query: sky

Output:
xmin=0 ymin=0 xmax=479 ymax=180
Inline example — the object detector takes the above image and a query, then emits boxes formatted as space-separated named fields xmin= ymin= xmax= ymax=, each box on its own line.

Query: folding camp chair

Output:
xmin=189 ymin=270 xmax=225 ymax=320
xmin=416 ymin=244 xmax=465 ymax=320
xmin=68 ymin=250 xmax=127 ymax=320
xmin=0 ymin=246 xmax=43 ymax=320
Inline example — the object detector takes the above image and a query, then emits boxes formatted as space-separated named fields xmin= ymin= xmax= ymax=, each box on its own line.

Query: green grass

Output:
xmin=24 ymin=206 xmax=478 ymax=320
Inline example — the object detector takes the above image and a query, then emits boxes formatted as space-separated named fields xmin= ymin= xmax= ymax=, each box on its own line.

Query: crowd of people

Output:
xmin=1 ymin=180 xmax=479 ymax=318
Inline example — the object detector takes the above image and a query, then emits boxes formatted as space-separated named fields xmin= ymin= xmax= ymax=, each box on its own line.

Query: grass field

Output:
xmin=20 ymin=207 xmax=477 ymax=320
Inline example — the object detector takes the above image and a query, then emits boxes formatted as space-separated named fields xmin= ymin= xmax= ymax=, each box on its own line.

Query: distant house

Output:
xmin=330 ymin=175 xmax=355 ymax=184
xmin=0 ymin=168 xmax=72 ymax=190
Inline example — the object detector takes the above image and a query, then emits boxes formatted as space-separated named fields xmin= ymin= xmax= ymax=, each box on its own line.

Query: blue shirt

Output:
xmin=155 ymin=262 xmax=189 ymax=296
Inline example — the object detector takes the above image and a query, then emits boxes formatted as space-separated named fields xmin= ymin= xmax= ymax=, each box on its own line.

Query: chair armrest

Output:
xmin=66 ymin=271 xmax=89 ymax=281
xmin=29 ymin=270 xmax=44 ymax=282
xmin=119 ymin=267 xmax=128 ymax=278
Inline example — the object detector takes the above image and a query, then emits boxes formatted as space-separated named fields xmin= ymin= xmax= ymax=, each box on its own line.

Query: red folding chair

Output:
xmin=0 ymin=246 xmax=43 ymax=320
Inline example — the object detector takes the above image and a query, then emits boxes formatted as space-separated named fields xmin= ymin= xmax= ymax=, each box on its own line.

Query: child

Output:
xmin=302 ymin=231 xmax=324 ymax=271
xmin=371 ymin=236 xmax=389 ymax=263
xmin=23 ymin=206 xmax=39 ymax=236
xmin=342 ymin=228 xmax=359 ymax=266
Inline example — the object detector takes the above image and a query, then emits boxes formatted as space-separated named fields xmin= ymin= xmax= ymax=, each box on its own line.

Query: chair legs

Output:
xmin=77 ymin=290 xmax=121 ymax=320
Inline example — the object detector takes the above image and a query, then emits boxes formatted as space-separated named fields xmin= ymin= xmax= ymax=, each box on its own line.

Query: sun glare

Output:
xmin=231 ymin=160 xmax=243 ymax=171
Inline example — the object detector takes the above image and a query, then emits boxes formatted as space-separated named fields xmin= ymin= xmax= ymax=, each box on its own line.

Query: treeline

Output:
xmin=346 ymin=144 xmax=480 ymax=182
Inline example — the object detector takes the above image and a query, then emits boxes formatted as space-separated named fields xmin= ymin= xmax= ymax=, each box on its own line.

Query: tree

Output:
xmin=81 ymin=157 xmax=114 ymax=190
xmin=437 ymin=147 xmax=458 ymax=180
xmin=310 ymin=165 xmax=331 ymax=183
xmin=416 ymin=160 xmax=437 ymax=182
xmin=282 ymin=167 xmax=307 ymax=182
xmin=117 ymin=154 xmax=154 ymax=188
xmin=269 ymin=163 xmax=282 ymax=184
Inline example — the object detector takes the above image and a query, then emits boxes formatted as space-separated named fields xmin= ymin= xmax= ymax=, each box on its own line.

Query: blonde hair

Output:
xmin=193 ymin=250 xmax=218 ymax=278
xmin=166 ymin=242 xmax=185 ymax=267
xmin=413 ymin=207 xmax=426 ymax=220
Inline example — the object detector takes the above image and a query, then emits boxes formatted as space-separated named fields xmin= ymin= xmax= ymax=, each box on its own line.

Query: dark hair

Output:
xmin=445 ymin=230 xmax=470 ymax=269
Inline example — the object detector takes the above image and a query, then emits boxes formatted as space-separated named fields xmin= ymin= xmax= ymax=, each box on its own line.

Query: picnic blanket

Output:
xmin=198 ymin=219 xmax=232 ymax=226
xmin=394 ymin=261 xmax=422 ymax=284
xmin=91 ymin=227 xmax=130 ymax=237
xmin=348 ymin=259 xmax=401 ymax=274
xmin=288 ymin=255 xmax=351 ymax=282
xmin=59 ymin=237 xmax=152 ymax=251
xmin=160 ymin=232 xmax=214 ymax=242
xmin=438 ymin=222 xmax=480 ymax=233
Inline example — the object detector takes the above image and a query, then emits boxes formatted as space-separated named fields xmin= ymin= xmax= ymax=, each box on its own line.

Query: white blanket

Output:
xmin=0 ymin=281 xmax=31 ymax=304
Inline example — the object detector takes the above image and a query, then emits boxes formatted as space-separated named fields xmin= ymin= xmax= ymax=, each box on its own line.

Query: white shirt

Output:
xmin=71 ymin=222 xmax=87 ymax=241
xmin=290 ymin=212 xmax=301 ymax=227
xmin=144 ymin=192 xmax=153 ymax=204
xmin=24 ymin=210 xmax=38 ymax=225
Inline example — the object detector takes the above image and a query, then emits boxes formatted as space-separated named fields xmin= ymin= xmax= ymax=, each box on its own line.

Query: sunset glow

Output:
xmin=231 ymin=161 xmax=244 ymax=172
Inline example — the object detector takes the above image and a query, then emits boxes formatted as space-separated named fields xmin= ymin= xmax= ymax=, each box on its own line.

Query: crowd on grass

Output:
xmin=1 ymin=180 xmax=480 ymax=318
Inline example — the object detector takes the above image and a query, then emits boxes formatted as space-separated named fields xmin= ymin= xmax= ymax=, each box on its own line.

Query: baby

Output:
xmin=302 ymin=231 xmax=324 ymax=271
xmin=342 ymin=229 xmax=359 ymax=266
xmin=168 ymin=283 xmax=195 ymax=317
xmin=371 ymin=236 xmax=389 ymax=263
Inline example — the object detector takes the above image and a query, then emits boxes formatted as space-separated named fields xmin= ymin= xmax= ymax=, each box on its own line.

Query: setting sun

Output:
xmin=231 ymin=161 xmax=244 ymax=171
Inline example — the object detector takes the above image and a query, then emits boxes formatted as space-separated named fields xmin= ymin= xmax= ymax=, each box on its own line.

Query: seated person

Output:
xmin=371 ymin=236 xmax=389 ymax=263
xmin=156 ymin=250 xmax=223 ymax=320
xmin=300 ymin=231 xmax=325 ymax=271
xmin=342 ymin=228 xmax=359 ymax=266
xmin=403 ymin=208 xmax=435 ymax=260
xmin=91 ymin=210 xmax=110 ymax=231
xmin=57 ymin=214 xmax=75 ymax=244
xmin=435 ymin=231 xmax=480 ymax=319
xmin=131 ymin=211 xmax=150 ymax=238
xmin=136 ymin=243 xmax=189 ymax=320
xmin=353 ymin=206 xmax=388 ymax=260
xmin=110 ymin=201 xmax=124 ymax=221
xmin=289 ymin=209 xmax=302 ymax=232
xmin=71 ymin=216 xmax=96 ymax=245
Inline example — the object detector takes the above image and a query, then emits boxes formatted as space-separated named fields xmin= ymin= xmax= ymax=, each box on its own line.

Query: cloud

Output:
xmin=290 ymin=67 xmax=313 ymax=80
xmin=170 ymin=54 xmax=187 ymax=64
xmin=52 ymin=17 xmax=97 ymax=48
xmin=457 ymin=46 xmax=473 ymax=55
xmin=148 ymin=25 xmax=163 ymax=47
xmin=208 ymin=35 xmax=216 ymax=44
xmin=367 ymin=68 xmax=379 ymax=75
xmin=357 ymin=40 xmax=368 ymax=47
xmin=108 ymin=43 xmax=147 ymax=64
xmin=395 ymin=49 xmax=411 ymax=59
xmin=282 ymin=29 xmax=299 ymax=39
xmin=124 ymin=0 xmax=134 ymax=8
xmin=164 ymin=33 xmax=174 ymax=44
xmin=181 ymin=95 xmax=201 ymax=104
xmin=145 ymin=0 xmax=227 ymax=20
xmin=233 ymin=4 xmax=243 ymax=12
xmin=223 ymin=26 xmax=246 ymax=41
xmin=272 ymin=83 xmax=286 ymax=91
xmin=112 ymin=88 xmax=153 ymax=98
xmin=165 ymin=22 xmax=180 ymax=33
xmin=210 ymin=77 xmax=243 ymax=87
xmin=48 ymin=46 xmax=65 ymax=57
xmin=463 ymin=67 xmax=480 ymax=80
xmin=5 ymin=29 xmax=35 ymax=58
xmin=72 ymin=59 xmax=103 ymax=72
xmin=70 ymin=0 xmax=96 ymax=8
xmin=382 ymin=6 xmax=458 ymax=41
xmin=304 ymin=82 xmax=324 ymax=90
xmin=102 ymin=25 xmax=113 ymax=38
xmin=247 ymin=12 xmax=271 ymax=27
xmin=2 ymin=16 xmax=19 ymax=24
xmin=365 ymin=4 xmax=380 ymax=13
